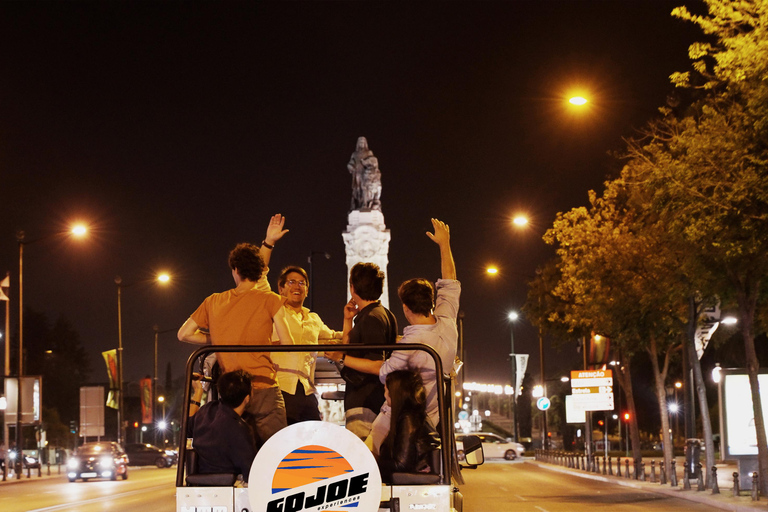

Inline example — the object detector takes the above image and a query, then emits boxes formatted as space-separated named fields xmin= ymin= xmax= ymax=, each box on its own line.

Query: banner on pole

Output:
xmin=102 ymin=349 xmax=119 ymax=409
xmin=140 ymin=378 xmax=153 ymax=424
xmin=515 ymin=354 xmax=528 ymax=396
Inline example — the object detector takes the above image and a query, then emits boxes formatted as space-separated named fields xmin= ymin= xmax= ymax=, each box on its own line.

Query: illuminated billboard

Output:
xmin=722 ymin=371 xmax=768 ymax=457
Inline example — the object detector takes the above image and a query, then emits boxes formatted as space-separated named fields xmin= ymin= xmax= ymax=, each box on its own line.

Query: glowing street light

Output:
xmin=486 ymin=266 xmax=499 ymax=275
xmin=71 ymin=224 xmax=88 ymax=237
xmin=569 ymin=96 xmax=588 ymax=106
xmin=512 ymin=215 xmax=529 ymax=228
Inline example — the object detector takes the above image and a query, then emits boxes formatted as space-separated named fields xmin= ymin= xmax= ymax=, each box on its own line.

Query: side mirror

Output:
xmin=459 ymin=435 xmax=484 ymax=468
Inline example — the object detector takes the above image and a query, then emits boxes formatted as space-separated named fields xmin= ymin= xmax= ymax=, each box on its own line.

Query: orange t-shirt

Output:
xmin=191 ymin=284 xmax=286 ymax=388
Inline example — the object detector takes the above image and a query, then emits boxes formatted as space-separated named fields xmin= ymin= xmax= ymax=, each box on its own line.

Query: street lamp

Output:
xmin=152 ymin=325 xmax=175 ymax=445
xmin=157 ymin=396 xmax=166 ymax=445
xmin=307 ymin=251 xmax=330 ymax=311
xmin=508 ymin=311 xmax=519 ymax=442
xmin=115 ymin=272 xmax=171 ymax=446
xmin=14 ymin=224 xmax=87 ymax=479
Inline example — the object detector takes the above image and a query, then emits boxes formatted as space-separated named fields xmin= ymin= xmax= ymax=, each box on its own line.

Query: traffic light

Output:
xmin=134 ymin=422 xmax=139 ymax=428
xmin=69 ymin=420 xmax=77 ymax=434
xmin=623 ymin=412 xmax=630 ymax=422
xmin=598 ymin=420 xmax=604 ymax=426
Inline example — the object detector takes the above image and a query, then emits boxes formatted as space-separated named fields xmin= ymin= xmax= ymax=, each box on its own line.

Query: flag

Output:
xmin=140 ymin=378 xmax=153 ymax=424
xmin=0 ymin=273 xmax=9 ymax=301
xmin=102 ymin=349 xmax=119 ymax=409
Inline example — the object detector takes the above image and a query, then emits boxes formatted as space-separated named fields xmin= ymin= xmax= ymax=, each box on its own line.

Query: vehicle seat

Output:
xmin=184 ymin=448 xmax=239 ymax=487
xmin=390 ymin=449 xmax=442 ymax=485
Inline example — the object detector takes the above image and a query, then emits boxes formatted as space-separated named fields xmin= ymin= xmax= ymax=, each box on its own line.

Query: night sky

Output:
xmin=0 ymin=1 xmax=701 ymax=389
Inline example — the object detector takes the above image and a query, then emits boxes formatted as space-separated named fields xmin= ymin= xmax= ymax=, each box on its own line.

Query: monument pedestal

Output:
xmin=343 ymin=209 xmax=391 ymax=309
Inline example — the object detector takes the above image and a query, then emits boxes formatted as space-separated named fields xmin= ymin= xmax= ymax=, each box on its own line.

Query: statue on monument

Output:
xmin=348 ymin=136 xmax=382 ymax=212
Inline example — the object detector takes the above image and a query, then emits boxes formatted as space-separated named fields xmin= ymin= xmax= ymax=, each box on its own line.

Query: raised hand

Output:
xmin=265 ymin=214 xmax=289 ymax=245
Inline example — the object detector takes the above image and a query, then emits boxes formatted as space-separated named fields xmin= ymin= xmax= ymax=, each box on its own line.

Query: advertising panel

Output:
xmin=4 ymin=376 xmax=42 ymax=425
xmin=722 ymin=372 xmax=768 ymax=457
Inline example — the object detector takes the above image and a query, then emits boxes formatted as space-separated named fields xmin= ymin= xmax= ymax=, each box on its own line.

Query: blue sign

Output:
xmin=458 ymin=411 xmax=469 ymax=421
xmin=537 ymin=397 xmax=551 ymax=411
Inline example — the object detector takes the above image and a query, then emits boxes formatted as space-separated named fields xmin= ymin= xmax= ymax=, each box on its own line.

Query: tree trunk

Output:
xmin=736 ymin=280 xmax=768 ymax=494
xmin=647 ymin=334 xmax=675 ymax=481
xmin=687 ymin=296 xmax=715 ymax=488
xmin=615 ymin=356 xmax=642 ymax=463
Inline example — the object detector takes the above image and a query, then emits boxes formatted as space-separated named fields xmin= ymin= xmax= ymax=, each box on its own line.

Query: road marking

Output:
xmin=26 ymin=484 xmax=170 ymax=512
xmin=534 ymin=507 xmax=549 ymax=512
xmin=513 ymin=494 xmax=526 ymax=501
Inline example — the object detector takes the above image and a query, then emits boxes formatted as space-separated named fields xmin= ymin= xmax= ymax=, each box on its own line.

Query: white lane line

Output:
xmin=513 ymin=494 xmax=527 ymax=501
xmin=534 ymin=507 xmax=550 ymax=512
xmin=27 ymin=484 xmax=171 ymax=512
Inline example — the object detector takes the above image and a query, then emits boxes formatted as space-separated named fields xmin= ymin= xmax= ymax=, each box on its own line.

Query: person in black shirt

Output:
xmin=188 ymin=370 xmax=256 ymax=482
xmin=335 ymin=262 xmax=397 ymax=439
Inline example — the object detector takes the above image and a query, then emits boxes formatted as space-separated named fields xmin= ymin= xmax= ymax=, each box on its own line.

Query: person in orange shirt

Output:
xmin=178 ymin=214 xmax=293 ymax=447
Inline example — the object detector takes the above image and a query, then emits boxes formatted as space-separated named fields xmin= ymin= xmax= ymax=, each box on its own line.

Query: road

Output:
xmin=0 ymin=466 xmax=176 ymax=512
xmin=462 ymin=460 xmax=724 ymax=511
xmin=2 ymin=461 xmax=728 ymax=512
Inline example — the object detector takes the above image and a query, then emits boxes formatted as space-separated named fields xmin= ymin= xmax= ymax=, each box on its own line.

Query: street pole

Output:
xmin=307 ymin=251 xmax=330 ymax=312
xmin=540 ymin=325 xmax=547 ymax=450
xmin=509 ymin=324 xmax=518 ymax=443
xmin=115 ymin=277 xmax=124 ymax=447
xmin=16 ymin=234 xmax=24 ymax=480
xmin=153 ymin=326 xmax=159 ymax=446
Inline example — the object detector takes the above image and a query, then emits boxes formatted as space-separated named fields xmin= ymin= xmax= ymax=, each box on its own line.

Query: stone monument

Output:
xmin=342 ymin=137 xmax=391 ymax=308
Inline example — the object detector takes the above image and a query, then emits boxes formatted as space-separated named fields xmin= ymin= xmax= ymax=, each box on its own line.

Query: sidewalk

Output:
xmin=0 ymin=464 xmax=68 ymax=485
xmin=531 ymin=456 xmax=766 ymax=512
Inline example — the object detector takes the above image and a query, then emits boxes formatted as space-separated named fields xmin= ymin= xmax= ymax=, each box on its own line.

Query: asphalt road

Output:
xmin=0 ymin=466 xmax=176 ymax=512
xmin=461 ymin=460 xmax=725 ymax=511
xmin=1 ymin=460 xmax=734 ymax=512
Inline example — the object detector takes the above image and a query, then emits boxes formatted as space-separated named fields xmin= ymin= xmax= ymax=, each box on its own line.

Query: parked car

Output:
xmin=67 ymin=442 xmax=129 ymax=482
xmin=456 ymin=432 xmax=525 ymax=460
xmin=125 ymin=443 xmax=174 ymax=468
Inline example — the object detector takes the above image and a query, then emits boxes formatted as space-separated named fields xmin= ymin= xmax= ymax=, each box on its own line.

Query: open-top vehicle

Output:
xmin=176 ymin=343 xmax=483 ymax=512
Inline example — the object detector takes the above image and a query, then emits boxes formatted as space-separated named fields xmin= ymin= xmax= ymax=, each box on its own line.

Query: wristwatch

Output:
xmin=337 ymin=354 xmax=346 ymax=369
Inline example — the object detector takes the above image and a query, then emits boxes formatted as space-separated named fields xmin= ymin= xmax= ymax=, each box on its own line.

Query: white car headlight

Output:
xmin=67 ymin=459 xmax=79 ymax=469
xmin=99 ymin=456 xmax=114 ymax=467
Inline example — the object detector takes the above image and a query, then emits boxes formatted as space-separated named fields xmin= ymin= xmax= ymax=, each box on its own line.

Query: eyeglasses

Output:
xmin=286 ymin=280 xmax=307 ymax=288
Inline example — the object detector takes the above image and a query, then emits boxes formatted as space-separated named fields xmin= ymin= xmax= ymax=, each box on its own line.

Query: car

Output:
xmin=456 ymin=432 xmax=525 ymax=460
xmin=67 ymin=442 xmax=129 ymax=482
xmin=125 ymin=443 xmax=175 ymax=468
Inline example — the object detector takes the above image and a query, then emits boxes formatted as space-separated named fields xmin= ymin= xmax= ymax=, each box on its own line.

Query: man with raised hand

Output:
xmin=328 ymin=218 xmax=459 ymax=453
xmin=178 ymin=214 xmax=293 ymax=447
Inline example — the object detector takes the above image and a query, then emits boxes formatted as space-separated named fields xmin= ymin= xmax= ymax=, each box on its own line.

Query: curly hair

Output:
xmin=349 ymin=262 xmax=384 ymax=301
xmin=397 ymin=278 xmax=435 ymax=317
xmin=228 ymin=243 xmax=265 ymax=281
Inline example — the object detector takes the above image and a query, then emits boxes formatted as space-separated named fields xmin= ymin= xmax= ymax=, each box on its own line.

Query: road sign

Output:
xmin=537 ymin=397 xmax=551 ymax=411
xmin=570 ymin=369 xmax=614 ymax=411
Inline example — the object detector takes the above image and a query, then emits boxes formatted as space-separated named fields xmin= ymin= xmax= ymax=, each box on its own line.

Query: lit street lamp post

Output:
xmin=14 ymin=225 xmax=87 ymax=479
xmin=114 ymin=273 xmax=171 ymax=446
xmin=158 ymin=395 xmax=166 ymax=446
xmin=153 ymin=326 xmax=175 ymax=446
xmin=508 ymin=311 xmax=519 ymax=442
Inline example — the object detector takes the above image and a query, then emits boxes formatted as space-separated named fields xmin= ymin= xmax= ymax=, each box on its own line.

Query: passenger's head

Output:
xmin=217 ymin=370 xmax=253 ymax=409
xmin=278 ymin=266 xmax=309 ymax=309
xmin=385 ymin=370 xmax=427 ymax=420
xmin=349 ymin=262 xmax=384 ymax=301
xmin=397 ymin=278 xmax=435 ymax=318
xmin=228 ymin=243 xmax=265 ymax=282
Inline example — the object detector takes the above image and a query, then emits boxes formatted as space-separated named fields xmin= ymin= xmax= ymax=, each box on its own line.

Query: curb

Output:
xmin=528 ymin=460 xmax=765 ymax=512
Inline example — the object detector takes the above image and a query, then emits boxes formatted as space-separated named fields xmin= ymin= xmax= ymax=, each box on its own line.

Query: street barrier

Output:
xmin=697 ymin=463 xmax=705 ymax=491
xmin=650 ymin=460 xmax=656 ymax=483
xmin=711 ymin=466 xmax=719 ymax=494
xmin=751 ymin=472 xmax=759 ymax=501
xmin=733 ymin=472 xmax=740 ymax=497
xmin=670 ymin=459 xmax=677 ymax=487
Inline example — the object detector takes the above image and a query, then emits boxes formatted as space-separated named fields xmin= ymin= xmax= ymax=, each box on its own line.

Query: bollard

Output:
xmin=683 ymin=463 xmax=691 ymax=490
xmin=595 ymin=456 xmax=601 ymax=474
xmin=634 ymin=458 xmax=641 ymax=480
xmin=670 ymin=459 xmax=678 ymax=487
xmin=752 ymin=472 xmax=759 ymax=501
xmin=625 ymin=459 xmax=630 ymax=479
xmin=650 ymin=460 xmax=657 ymax=483
xmin=608 ymin=456 xmax=613 ymax=476
xmin=732 ymin=472 xmax=740 ymax=497
xmin=711 ymin=466 xmax=719 ymax=494
xmin=660 ymin=462 xmax=667 ymax=485
xmin=47 ymin=462 xmax=51 ymax=476
xmin=617 ymin=457 xmax=622 ymax=477
xmin=581 ymin=454 xmax=585 ymax=471
xmin=696 ymin=463 xmax=704 ymax=491
xmin=603 ymin=456 xmax=607 ymax=475
xmin=640 ymin=462 xmax=646 ymax=482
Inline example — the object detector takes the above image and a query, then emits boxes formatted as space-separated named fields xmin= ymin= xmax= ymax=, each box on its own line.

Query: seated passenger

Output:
xmin=377 ymin=370 xmax=436 ymax=483
xmin=187 ymin=369 xmax=257 ymax=481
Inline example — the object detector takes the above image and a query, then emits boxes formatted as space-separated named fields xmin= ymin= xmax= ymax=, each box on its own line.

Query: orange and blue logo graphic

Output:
xmin=273 ymin=445 xmax=354 ymax=497
xmin=250 ymin=422 xmax=381 ymax=512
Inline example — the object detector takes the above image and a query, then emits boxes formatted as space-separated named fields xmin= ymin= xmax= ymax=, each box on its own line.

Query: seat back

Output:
xmin=184 ymin=448 xmax=239 ymax=487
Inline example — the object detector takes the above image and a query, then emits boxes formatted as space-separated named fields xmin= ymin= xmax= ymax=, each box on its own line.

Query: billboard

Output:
xmin=722 ymin=371 xmax=768 ymax=457
xmin=4 ymin=376 xmax=42 ymax=425
xmin=80 ymin=386 xmax=106 ymax=438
